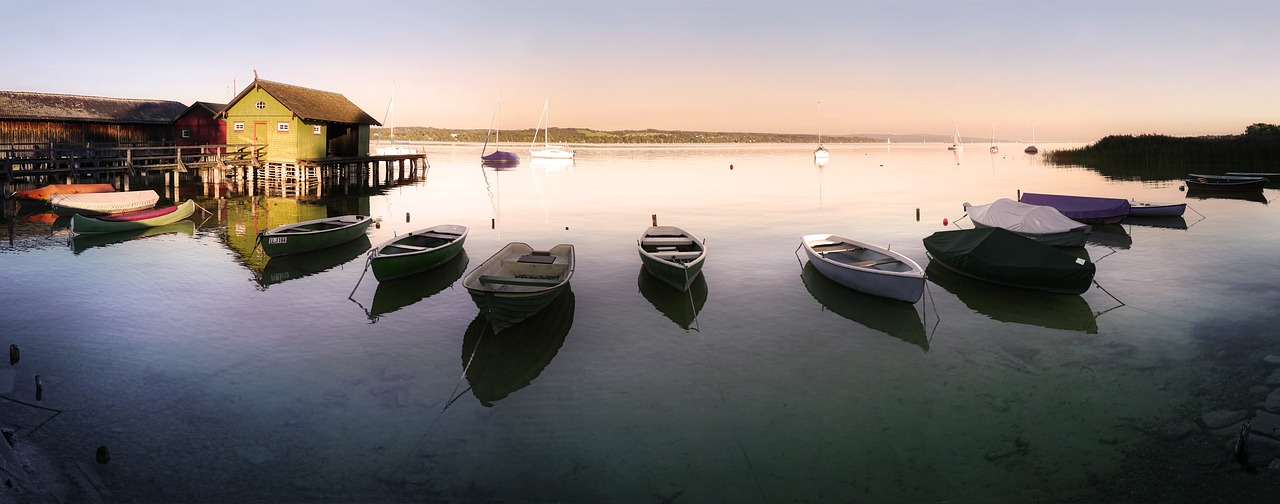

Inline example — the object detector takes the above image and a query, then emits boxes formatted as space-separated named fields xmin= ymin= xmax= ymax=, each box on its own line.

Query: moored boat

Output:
xmin=14 ymin=183 xmax=115 ymax=204
xmin=463 ymin=242 xmax=574 ymax=333
xmin=369 ymin=224 xmax=468 ymax=282
xmin=801 ymin=233 xmax=925 ymax=303
xmin=637 ymin=226 xmax=706 ymax=291
xmin=69 ymin=200 xmax=196 ymax=235
xmin=1017 ymin=192 xmax=1130 ymax=224
xmin=963 ymin=198 xmax=1091 ymax=247
xmin=1184 ymin=174 xmax=1266 ymax=192
xmin=922 ymin=227 xmax=1096 ymax=295
xmin=1127 ymin=201 xmax=1186 ymax=217
xmin=257 ymin=214 xmax=373 ymax=257
xmin=49 ymin=190 xmax=159 ymax=216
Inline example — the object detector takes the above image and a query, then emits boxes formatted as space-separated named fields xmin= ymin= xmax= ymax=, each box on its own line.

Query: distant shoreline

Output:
xmin=371 ymin=126 xmax=1031 ymax=145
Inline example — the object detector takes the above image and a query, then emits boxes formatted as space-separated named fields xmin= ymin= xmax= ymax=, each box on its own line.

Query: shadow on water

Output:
xmin=1185 ymin=188 xmax=1269 ymax=205
xmin=637 ymin=267 xmax=707 ymax=331
xmin=254 ymin=235 xmax=372 ymax=288
xmin=926 ymin=261 xmax=1099 ymax=334
xmin=461 ymin=287 xmax=575 ymax=407
xmin=68 ymin=221 xmax=195 ymax=255
xmin=1121 ymin=215 xmax=1189 ymax=230
xmin=1085 ymin=224 xmax=1132 ymax=250
xmin=800 ymin=262 xmax=928 ymax=351
xmin=365 ymin=251 xmax=468 ymax=322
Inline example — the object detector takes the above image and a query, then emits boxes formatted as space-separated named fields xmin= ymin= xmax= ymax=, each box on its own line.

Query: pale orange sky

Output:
xmin=6 ymin=0 xmax=1278 ymax=142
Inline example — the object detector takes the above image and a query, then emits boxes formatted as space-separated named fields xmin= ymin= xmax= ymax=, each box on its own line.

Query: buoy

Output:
xmin=9 ymin=344 xmax=17 ymax=365
xmin=96 ymin=445 xmax=110 ymax=464
xmin=729 ymin=164 xmax=734 ymax=170
xmin=35 ymin=375 xmax=42 ymax=401
xmin=943 ymin=218 xmax=949 ymax=226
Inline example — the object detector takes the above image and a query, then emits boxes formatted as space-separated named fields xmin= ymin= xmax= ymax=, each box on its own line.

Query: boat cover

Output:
xmin=923 ymin=227 xmax=1095 ymax=294
xmin=1017 ymin=192 xmax=1130 ymax=221
xmin=49 ymin=190 xmax=159 ymax=214
xmin=965 ymin=199 xmax=1089 ymax=235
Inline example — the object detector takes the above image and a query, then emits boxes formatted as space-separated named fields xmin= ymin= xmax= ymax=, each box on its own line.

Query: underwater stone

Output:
xmin=1267 ymin=369 xmax=1280 ymax=386
xmin=1203 ymin=409 xmax=1249 ymax=429
xmin=1161 ymin=421 xmax=1196 ymax=441
xmin=1250 ymin=410 xmax=1280 ymax=440
xmin=1265 ymin=355 xmax=1280 ymax=365
xmin=1265 ymin=389 xmax=1280 ymax=413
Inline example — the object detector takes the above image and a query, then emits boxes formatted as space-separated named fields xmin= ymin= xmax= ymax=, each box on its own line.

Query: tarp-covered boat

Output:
xmin=923 ymin=227 xmax=1096 ymax=295
xmin=1017 ymin=192 xmax=1131 ymax=224
xmin=50 ymin=190 xmax=159 ymax=215
xmin=964 ymin=198 xmax=1090 ymax=247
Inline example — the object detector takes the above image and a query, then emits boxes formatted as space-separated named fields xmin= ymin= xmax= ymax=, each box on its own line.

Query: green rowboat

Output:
xmin=463 ymin=242 xmax=574 ymax=333
xmin=69 ymin=200 xmax=196 ymax=235
xmin=369 ymin=224 xmax=468 ymax=281
xmin=637 ymin=225 xmax=706 ymax=291
xmin=258 ymin=215 xmax=373 ymax=257
xmin=923 ymin=227 xmax=1096 ymax=295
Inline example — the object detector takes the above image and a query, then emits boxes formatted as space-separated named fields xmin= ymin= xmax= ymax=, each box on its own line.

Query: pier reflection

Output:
xmin=461 ymin=287 xmax=575 ymax=407
xmin=637 ymin=267 xmax=707 ymax=331
xmin=801 ymin=263 xmax=928 ymax=351
xmin=926 ymin=262 xmax=1098 ymax=334
xmin=254 ymin=235 xmax=371 ymax=288
xmin=69 ymin=221 xmax=195 ymax=255
xmin=365 ymin=251 xmax=468 ymax=322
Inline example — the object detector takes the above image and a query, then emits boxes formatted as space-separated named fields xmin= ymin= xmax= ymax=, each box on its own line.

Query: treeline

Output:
xmin=1045 ymin=123 xmax=1280 ymax=180
xmin=371 ymin=127 xmax=880 ymax=145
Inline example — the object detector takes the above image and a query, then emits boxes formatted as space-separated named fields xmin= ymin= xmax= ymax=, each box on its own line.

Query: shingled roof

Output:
xmin=0 ymin=91 xmax=188 ymax=124
xmin=222 ymin=79 xmax=380 ymax=126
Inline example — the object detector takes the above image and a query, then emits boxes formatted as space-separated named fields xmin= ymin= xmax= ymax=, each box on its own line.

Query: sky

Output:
xmin=5 ymin=0 xmax=1278 ymax=142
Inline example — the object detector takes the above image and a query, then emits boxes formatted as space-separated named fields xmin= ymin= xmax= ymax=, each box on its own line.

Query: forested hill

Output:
xmin=371 ymin=126 xmax=888 ymax=144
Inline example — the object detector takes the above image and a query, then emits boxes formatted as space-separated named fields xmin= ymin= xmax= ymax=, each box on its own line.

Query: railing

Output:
xmin=1 ymin=142 xmax=262 ymax=180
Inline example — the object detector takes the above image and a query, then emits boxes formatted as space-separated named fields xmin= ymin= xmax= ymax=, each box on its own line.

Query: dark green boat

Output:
xmin=637 ymin=225 xmax=706 ymax=291
xmin=369 ymin=224 xmax=467 ymax=281
xmin=257 ymin=214 xmax=373 ymax=257
xmin=922 ymin=227 xmax=1096 ymax=295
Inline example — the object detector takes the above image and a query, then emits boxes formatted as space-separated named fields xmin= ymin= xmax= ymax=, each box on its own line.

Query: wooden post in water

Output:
xmin=651 ymin=214 xmax=657 ymax=226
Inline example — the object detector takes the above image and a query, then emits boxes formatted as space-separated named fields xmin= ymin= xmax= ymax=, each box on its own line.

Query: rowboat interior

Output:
xmin=381 ymin=231 xmax=461 ymax=254
xmin=640 ymin=235 xmax=702 ymax=263
xmin=811 ymin=241 xmax=913 ymax=272
xmin=477 ymin=251 xmax=570 ymax=291
xmin=276 ymin=221 xmax=350 ymax=233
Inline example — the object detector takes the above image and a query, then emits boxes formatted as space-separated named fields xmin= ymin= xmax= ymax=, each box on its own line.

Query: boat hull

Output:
xmin=1127 ymin=202 xmax=1186 ymax=217
xmin=1185 ymin=177 xmax=1266 ymax=192
xmin=14 ymin=183 xmax=115 ymax=204
xmin=1017 ymin=192 xmax=1130 ymax=224
xmin=69 ymin=200 xmax=196 ymax=235
xmin=923 ymin=227 xmax=1095 ymax=295
xmin=463 ymin=242 xmax=574 ymax=333
xmin=258 ymin=215 xmax=373 ymax=257
xmin=530 ymin=147 xmax=574 ymax=159
xmin=802 ymin=234 xmax=925 ymax=303
xmin=637 ymin=226 xmax=706 ymax=291
xmin=481 ymin=151 xmax=520 ymax=163
xmin=369 ymin=224 xmax=468 ymax=281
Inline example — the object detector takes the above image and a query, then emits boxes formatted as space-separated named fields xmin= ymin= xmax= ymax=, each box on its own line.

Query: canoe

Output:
xmin=369 ymin=224 xmax=468 ymax=282
xmin=1127 ymin=201 xmax=1186 ymax=217
xmin=461 ymin=286 xmax=575 ymax=407
xmin=1184 ymin=175 xmax=1266 ymax=192
xmin=463 ymin=242 xmax=574 ymax=333
xmin=69 ymin=200 xmax=196 ymax=235
xmin=801 ymin=262 xmax=928 ymax=351
xmin=963 ymin=198 xmax=1090 ymax=247
xmin=49 ymin=190 xmax=159 ymax=215
xmin=14 ymin=183 xmax=115 ymax=204
xmin=1017 ymin=192 xmax=1130 ymax=224
xmin=923 ymin=227 xmax=1096 ymax=295
xmin=637 ymin=226 xmax=706 ymax=291
xmin=801 ymin=234 xmax=925 ymax=303
xmin=257 ymin=214 xmax=373 ymax=257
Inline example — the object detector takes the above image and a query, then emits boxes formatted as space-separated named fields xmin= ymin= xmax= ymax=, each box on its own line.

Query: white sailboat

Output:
xmin=814 ymin=100 xmax=830 ymax=161
xmin=1024 ymin=124 xmax=1039 ymax=154
xmin=989 ymin=125 xmax=999 ymax=154
xmin=530 ymin=98 xmax=574 ymax=160
xmin=947 ymin=126 xmax=964 ymax=151
xmin=375 ymin=82 xmax=417 ymax=155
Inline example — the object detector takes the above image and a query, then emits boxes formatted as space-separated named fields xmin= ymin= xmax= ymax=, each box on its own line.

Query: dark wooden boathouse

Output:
xmin=0 ymin=90 xmax=188 ymax=144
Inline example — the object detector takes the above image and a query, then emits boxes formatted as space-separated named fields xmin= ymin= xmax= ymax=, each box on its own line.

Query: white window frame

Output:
xmin=313 ymin=125 xmax=322 ymax=135
xmin=233 ymin=122 xmax=245 ymax=131
xmin=180 ymin=129 xmax=191 ymax=138
xmin=255 ymin=101 xmax=266 ymax=110
xmin=277 ymin=122 xmax=290 ymax=132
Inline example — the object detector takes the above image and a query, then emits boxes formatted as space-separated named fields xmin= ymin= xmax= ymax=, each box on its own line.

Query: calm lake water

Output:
xmin=2 ymin=142 xmax=1278 ymax=503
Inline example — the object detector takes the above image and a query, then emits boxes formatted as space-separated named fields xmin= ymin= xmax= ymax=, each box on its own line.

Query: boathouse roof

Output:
xmin=221 ymin=79 xmax=380 ymax=126
xmin=0 ymin=91 xmax=188 ymax=124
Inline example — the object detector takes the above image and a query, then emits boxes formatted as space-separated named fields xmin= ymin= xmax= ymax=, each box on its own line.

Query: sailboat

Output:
xmin=947 ymin=126 xmax=964 ymax=151
xmin=481 ymin=91 xmax=520 ymax=164
xmin=1024 ymin=124 xmax=1039 ymax=154
xmin=813 ymin=100 xmax=829 ymax=161
xmin=530 ymin=98 xmax=574 ymax=160
xmin=989 ymin=125 xmax=999 ymax=154
xmin=375 ymin=82 xmax=417 ymax=155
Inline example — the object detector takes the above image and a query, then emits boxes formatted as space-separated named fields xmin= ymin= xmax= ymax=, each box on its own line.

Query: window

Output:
xmin=181 ymin=129 xmax=191 ymax=138
xmin=277 ymin=122 xmax=290 ymax=132
xmin=233 ymin=122 xmax=245 ymax=131
xmin=313 ymin=125 xmax=322 ymax=135
xmin=255 ymin=101 xmax=266 ymax=110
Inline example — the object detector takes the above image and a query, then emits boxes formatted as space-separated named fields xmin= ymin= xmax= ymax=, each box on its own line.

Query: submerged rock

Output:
xmin=1203 ymin=409 xmax=1249 ymax=429
xmin=1265 ymin=389 xmax=1280 ymax=413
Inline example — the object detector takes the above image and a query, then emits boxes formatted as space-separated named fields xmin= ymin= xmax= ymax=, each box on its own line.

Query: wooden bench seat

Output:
xmin=641 ymin=237 xmax=696 ymax=247
xmin=417 ymin=231 xmax=460 ymax=240
xmin=653 ymin=251 xmax=703 ymax=261
xmin=479 ymin=275 xmax=562 ymax=287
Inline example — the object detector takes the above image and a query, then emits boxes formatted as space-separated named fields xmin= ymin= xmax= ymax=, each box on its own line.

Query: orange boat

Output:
xmin=14 ymin=183 xmax=115 ymax=204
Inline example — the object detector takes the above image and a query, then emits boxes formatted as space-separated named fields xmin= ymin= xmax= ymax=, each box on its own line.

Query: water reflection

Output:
xmin=926 ymin=262 xmax=1098 ymax=334
xmin=1185 ymin=188 xmax=1269 ymax=204
xmin=68 ymin=221 xmax=195 ymax=255
xmin=637 ymin=267 xmax=707 ymax=331
xmin=461 ymin=287 xmax=575 ymax=407
xmin=365 ymin=251 xmax=468 ymax=322
xmin=1084 ymin=224 xmax=1132 ymax=249
xmin=255 ymin=235 xmax=371 ymax=288
xmin=1121 ymin=215 xmax=1188 ymax=230
xmin=801 ymin=263 xmax=928 ymax=351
